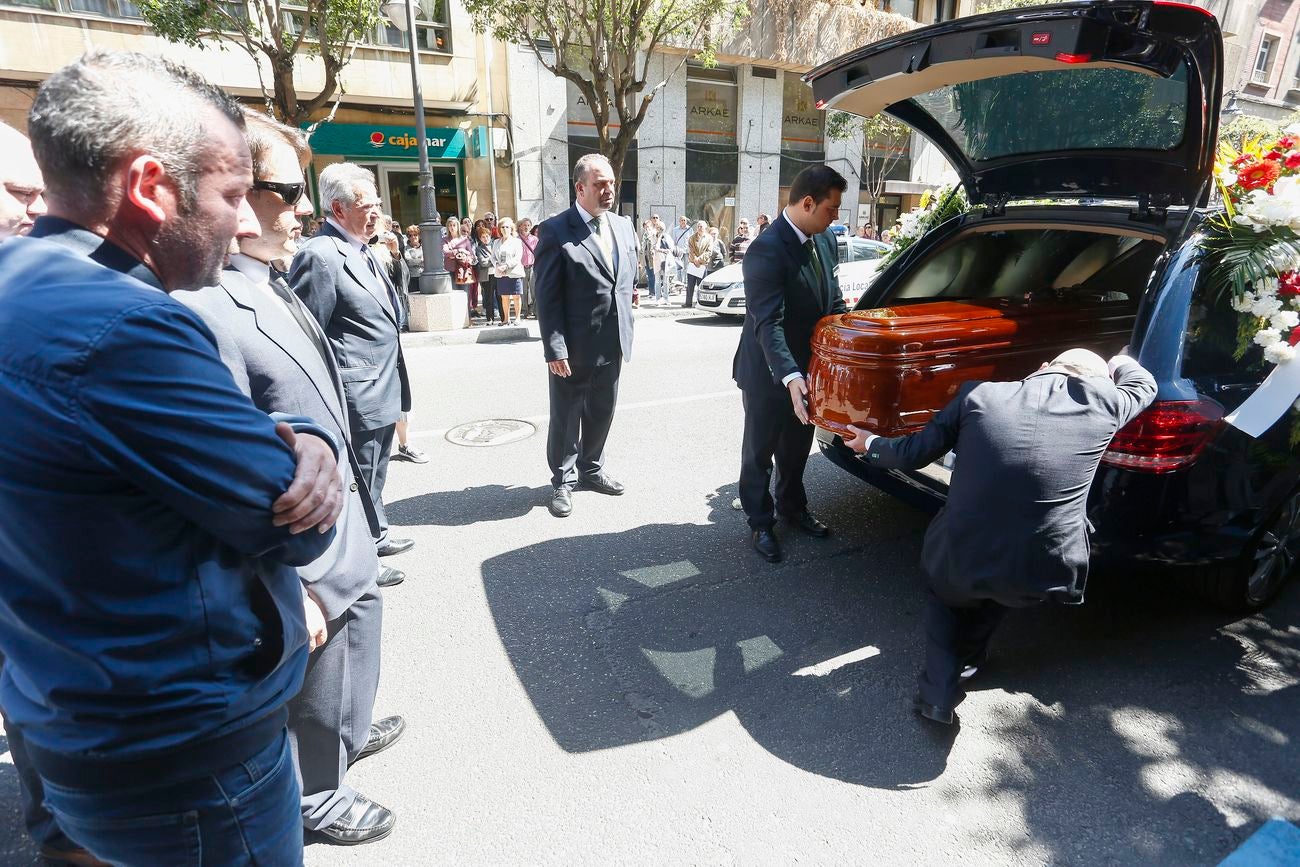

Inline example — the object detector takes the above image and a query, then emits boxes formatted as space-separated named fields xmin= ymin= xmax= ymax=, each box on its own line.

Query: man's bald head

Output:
xmin=1045 ymin=348 xmax=1109 ymax=379
xmin=0 ymin=121 xmax=46 ymax=241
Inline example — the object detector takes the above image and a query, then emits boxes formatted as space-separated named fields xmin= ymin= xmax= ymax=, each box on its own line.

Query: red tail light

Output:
xmin=1054 ymin=52 xmax=1093 ymax=64
xmin=1102 ymin=399 xmax=1224 ymax=473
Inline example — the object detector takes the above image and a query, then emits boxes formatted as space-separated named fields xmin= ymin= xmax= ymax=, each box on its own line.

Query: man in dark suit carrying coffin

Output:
xmin=843 ymin=348 xmax=1157 ymax=724
xmin=291 ymin=163 xmax=415 ymax=559
xmin=535 ymin=154 xmax=636 ymax=518
xmin=734 ymin=165 xmax=848 ymax=563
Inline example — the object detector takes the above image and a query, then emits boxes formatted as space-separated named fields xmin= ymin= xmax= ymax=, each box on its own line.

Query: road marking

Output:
xmin=792 ymin=645 xmax=881 ymax=677
xmin=410 ymin=389 xmax=740 ymax=440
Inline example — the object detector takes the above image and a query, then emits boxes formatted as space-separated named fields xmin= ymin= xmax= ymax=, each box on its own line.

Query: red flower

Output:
xmin=1280 ymin=271 xmax=1300 ymax=299
xmin=1291 ymin=329 xmax=1300 ymax=347
xmin=1286 ymin=152 xmax=1300 ymax=169
xmin=1278 ymin=135 xmax=1299 ymax=151
xmin=1233 ymin=153 xmax=1256 ymax=168
xmin=1237 ymin=159 xmax=1283 ymax=191
xmin=1265 ymin=151 xmax=1285 ymax=162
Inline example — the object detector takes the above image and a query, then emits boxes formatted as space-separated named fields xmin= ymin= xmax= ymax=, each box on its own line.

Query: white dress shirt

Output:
xmin=575 ymin=202 xmax=613 ymax=266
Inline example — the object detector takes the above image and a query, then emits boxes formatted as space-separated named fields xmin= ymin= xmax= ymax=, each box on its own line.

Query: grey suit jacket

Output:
xmin=534 ymin=206 xmax=636 ymax=368
xmin=175 ymin=267 xmax=381 ymax=621
xmin=289 ymin=222 xmax=412 ymax=432
xmin=863 ymin=359 xmax=1157 ymax=607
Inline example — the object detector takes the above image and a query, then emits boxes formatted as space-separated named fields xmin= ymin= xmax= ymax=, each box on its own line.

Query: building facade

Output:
xmin=0 ymin=0 xmax=512 ymax=224
xmin=506 ymin=0 xmax=977 ymax=234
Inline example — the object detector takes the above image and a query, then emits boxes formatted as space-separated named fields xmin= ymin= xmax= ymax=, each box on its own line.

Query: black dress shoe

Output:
xmin=549 ymin=486 xmax=573 ymax=517
xmin=377 ymin=538 xmax=414 ymax=557
xmin=783 ymin=510 xmax=830 ymax=538
xmin=752 ymin=529 xmax=782 ymax=563
xmin=356 ymin=714 xmax=406 ymax=762
xmin=578 ymin=472 xmax=625 ymax=496
xmin=377 ymin=566 xmax=405 ymax=588
xmin=912 ymin=696 xmax=955 ymax=726
xmin=312 ymin=795 xmax=395 ymax=845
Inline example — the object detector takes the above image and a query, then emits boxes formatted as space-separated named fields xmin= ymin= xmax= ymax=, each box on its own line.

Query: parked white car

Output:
xmin=695 ymin=237 xmax=892 ymax=316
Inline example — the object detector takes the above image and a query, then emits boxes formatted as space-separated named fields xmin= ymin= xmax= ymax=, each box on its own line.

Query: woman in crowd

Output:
xmin=685 ymin=220 xmax=710 ymax=308
xmin=472 ymin=219 xmax=498 ymax=324
xmin=707 ymin=226 xmax=727 ymax=274
xmin=492 ymin=217 xmax=525 ymax=327
xmin=518 ymin=217 xmax=538 ymax=319
xmin=640 ymin=218 xmax=659 ymax=307
xmin=403 ymin=224 xmax=424 ymax=293
xmin=383 ymin=231 xmax=410 ymax=331
xmin=755 ymin=213 xmax=771 ymax=234
xmin=653 ymin=215 xmax=674 ymax=305
xmin=442 ymin=216 xmax=479 ymax=320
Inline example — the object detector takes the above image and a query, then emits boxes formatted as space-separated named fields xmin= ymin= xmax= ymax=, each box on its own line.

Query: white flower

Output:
xmin=1254 ymin=328 xmax=1283 ymax=347
xmin=1239 ymin=176 xmax=1300 ymax=231
xmin=1270 ymin=310 xmax=1300 ymax=331
xmin=1292 ymin=297 xmax=1300 ymax=309
xmin=1232 ymin=292 xmax=1258 ymax=313
xmin=1264 ymin=342 xmax=1296 ymax=364
xmin=1256 ymin=276 xmax=1280 ymax=298
xmin=1220 ymin=171 xmax=1238 ymax=186
xmin=1251 ymin=296 xmax=1284 ymax=318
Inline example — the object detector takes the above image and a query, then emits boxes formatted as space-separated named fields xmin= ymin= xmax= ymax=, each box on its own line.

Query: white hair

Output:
xmin=1047 ymin=348 xmax=1109 ymax=378
xmin=318 ymin=162 xmax=376 ymax=211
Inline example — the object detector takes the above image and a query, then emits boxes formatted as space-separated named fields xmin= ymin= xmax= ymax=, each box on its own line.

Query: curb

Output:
xmin=401 ymin=326 xmax=531 ymax=349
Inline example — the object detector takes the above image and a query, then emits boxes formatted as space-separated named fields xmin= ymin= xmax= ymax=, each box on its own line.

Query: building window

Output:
xmin=372 ymin=0 xmax=452 ymax=53
xmin=685 ymin=63 xmax=738 ymax=231
xmin=1254 ymin=35 xmax=1278 ymax=84
xmin=934 ymin=0 xmax=956 ymax=22
xmin=2 ymin=0 xmax=141 ymax=15
xmin=869 ymin=0 xmax=916 ymax=20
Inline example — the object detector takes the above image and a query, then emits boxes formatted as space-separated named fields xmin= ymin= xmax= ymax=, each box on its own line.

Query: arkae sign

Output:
xmin=304 ymin=122 xmax=468 ymax=159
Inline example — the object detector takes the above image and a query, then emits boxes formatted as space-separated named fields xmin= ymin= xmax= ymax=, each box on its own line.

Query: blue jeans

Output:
xmin=645 ymin=262 xmax=657 ymax=298
xmin=40 ymin=729 xmax=303 ymax=867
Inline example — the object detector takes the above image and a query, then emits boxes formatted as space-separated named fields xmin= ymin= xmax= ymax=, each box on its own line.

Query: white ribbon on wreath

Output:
xmin=1226 ymin=355 xmax=1300 ymax=437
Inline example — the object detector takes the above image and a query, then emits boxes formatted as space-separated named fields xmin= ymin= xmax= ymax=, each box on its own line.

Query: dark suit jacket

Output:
xmin=733 ymin=214 xmax=846 ymax=393
xmin=175 ymin=267 xmax=381 ymax=621
xmin=862 ymin=359 xmax=1157 ymax=607
xmin=290 ymin=222 xmax=412 ymax=431
xmin=534 ymin=205 xmax=636 ymax=368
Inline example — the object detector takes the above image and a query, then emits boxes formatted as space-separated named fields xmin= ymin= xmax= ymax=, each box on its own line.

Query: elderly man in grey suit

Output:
xmin=535 ymin=154 xmax=636 ymax=518
xmin=844 ymin=348 xmax=1157 ymax=724
xmin=175 ymin=112 xmax=406 ymax=845
xmin=291 ymin=162 xmax=414 ymax=558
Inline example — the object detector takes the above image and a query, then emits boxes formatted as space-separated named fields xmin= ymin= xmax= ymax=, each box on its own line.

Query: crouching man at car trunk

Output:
xmin=842 ymin=348 xmax=1157 ymax=725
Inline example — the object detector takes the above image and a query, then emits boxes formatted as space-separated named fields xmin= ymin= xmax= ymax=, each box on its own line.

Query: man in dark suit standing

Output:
xmin=844 ymin=348 xmax=1157 ymax=724
xmin=535 ymin=154 xmax=636 ymax=518
xmin=175 ymin=112 xmax=405 ymax=846
xmin=292 ymin=163 xmax=415 ymax=558
xmin=734 ymin=165 xmax=848 ymax=563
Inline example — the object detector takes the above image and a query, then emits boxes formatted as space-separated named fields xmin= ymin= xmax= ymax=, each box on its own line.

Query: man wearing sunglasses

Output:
xmin=174 ymin=109 xmax=405 ymax=846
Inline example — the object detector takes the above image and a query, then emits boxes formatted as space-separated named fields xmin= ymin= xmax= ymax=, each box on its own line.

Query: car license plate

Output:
xmin=700 ymin=292 xmax=717 ymax=303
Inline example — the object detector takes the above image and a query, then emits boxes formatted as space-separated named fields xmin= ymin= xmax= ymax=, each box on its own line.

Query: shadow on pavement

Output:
xmin=388 ymin=484 xmax=551 ymax=526
xmin=480 ymin=462 xmax=1300 ymax=862
xmin=675 ymin=314 xmax=741 ymax=327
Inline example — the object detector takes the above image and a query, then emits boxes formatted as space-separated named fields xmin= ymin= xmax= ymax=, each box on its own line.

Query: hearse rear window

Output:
xmin=909 ymin=62 xmax=1190 ymax=162
xmin=883 ymin=228 xmax=1163 ymax=307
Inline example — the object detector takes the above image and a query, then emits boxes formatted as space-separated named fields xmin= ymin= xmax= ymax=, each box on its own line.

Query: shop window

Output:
xmin=686 ymin=63 xmax=738 ymax=231
xmin=778 ymin=71 xmax=826 ymax=203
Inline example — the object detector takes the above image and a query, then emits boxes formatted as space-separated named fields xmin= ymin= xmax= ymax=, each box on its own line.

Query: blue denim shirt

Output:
xmin=0 ymin=218 xmax=335 ymax=760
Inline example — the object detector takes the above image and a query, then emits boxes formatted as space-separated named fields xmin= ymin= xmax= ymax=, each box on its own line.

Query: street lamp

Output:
xmin=381 ymin=0 xmax=451 ymax=294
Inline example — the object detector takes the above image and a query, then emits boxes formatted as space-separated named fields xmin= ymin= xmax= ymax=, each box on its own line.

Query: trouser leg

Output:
xmin=3 ymin=714 xmax=74 ymax=851
xmin=547 ymin=365 xmax=591 ymax=489
xmin=352 ymin=423 xmax=396 ymax=548
xmin=773 ymin=405 xmax=815 ymax=518
xmin=290 ymin=588 xmax=384 ymax=831
xmin=918 ymin=591 xmax=1006 ymax=710
xmin=738 ymin=388 xmax=785 ymax=531
xmin=576 ymin=360 xmax=621 ymax=479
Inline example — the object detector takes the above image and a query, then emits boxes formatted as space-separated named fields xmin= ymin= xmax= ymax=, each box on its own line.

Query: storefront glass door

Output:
xmin=377 ymin=163 xmax=463 ymax=230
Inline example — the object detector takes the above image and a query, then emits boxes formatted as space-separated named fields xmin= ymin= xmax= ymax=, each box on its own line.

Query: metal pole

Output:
xmin=482 ymin=30 xmax=498 ymax=215
xmin=405 ymin=0 xmax=451 ymax=294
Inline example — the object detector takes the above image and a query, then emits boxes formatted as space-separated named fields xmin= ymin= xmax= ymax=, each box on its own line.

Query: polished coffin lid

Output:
xmin=808 ymin=298 xmax=1135 ymax=437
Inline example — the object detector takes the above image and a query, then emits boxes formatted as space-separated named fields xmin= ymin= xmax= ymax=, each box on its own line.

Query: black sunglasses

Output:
xmin=252 ymin=179 xmax=305 ymax=206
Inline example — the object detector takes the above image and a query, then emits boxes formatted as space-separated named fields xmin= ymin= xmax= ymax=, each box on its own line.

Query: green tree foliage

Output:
xmin=1218 ymin=114 xmax=1285 ymax=153
xmin=827 ymin=110 xmax=911 ymax=225
xmin=463 ymin=0 xmax=749 ymax=187
xmin=138 ymin=0 xmax=381 ymax=125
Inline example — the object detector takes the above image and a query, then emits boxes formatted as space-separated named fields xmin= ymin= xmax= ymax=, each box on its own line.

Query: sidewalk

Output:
xmin=400 ymin=298 xmax=710 ymax=349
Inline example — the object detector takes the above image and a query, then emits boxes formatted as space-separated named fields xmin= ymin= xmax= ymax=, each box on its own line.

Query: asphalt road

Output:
xmin=2 ymin=309 xmax=1298 ymax=866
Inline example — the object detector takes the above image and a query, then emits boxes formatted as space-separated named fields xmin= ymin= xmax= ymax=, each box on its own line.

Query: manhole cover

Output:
xmin=445 ymin=418 xmax=537 ymax=447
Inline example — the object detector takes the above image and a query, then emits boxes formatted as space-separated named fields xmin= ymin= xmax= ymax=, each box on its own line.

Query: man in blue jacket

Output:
xmin=0 ymin=51 xmax=343 ymax=866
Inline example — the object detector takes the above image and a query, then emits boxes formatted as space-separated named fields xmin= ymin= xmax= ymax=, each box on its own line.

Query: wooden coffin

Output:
xmin=808 ymin=298 xmax=1135 ymax=438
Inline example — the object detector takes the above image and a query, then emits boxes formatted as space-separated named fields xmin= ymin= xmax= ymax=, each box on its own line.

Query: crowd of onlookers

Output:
xmin=302 ymin=206 xmax=900 ymax=328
